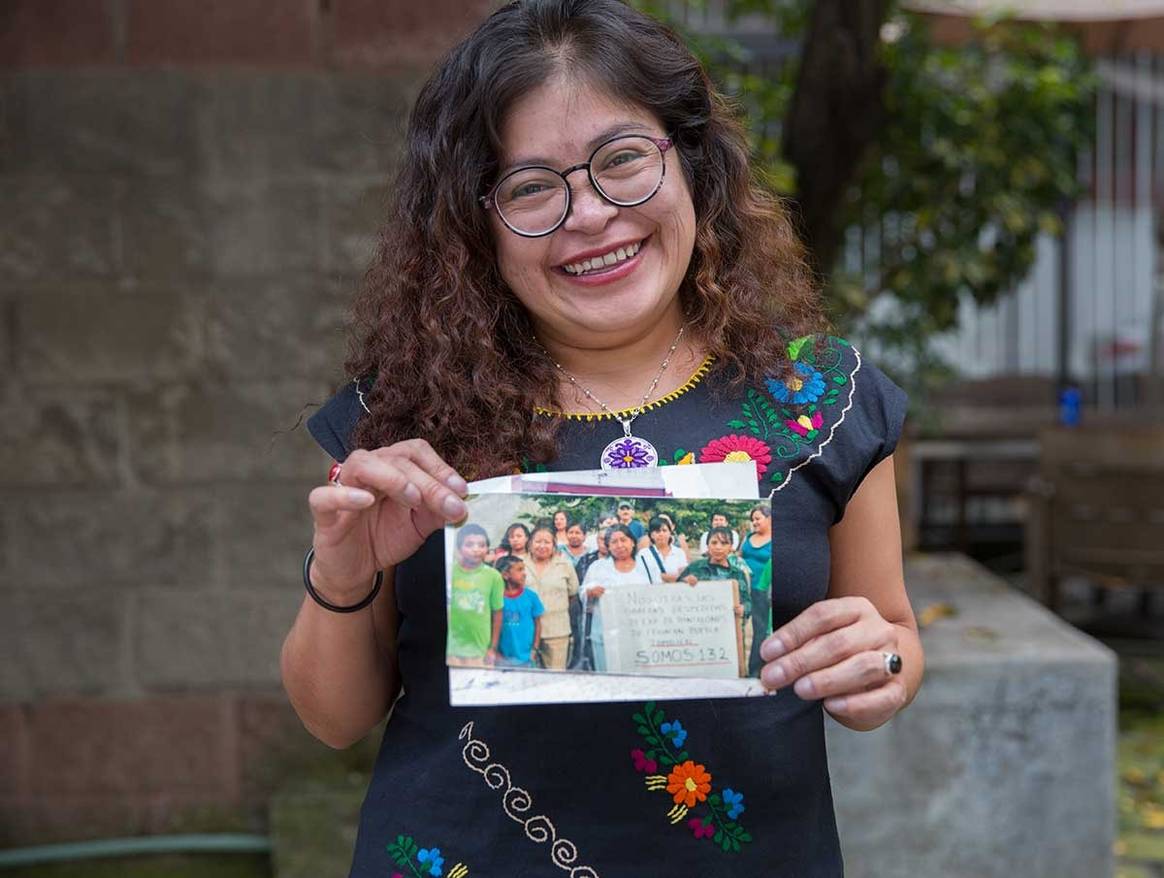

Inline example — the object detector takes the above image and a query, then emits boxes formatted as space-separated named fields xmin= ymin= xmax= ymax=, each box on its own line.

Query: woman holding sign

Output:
xmin=285 ymin=1 xmax=923 ymax=873
xmin=579 ymin=524 xmax=651 ymax=671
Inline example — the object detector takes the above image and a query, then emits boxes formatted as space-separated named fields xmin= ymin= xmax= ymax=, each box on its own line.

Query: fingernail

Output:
xmin=825 ymin=697 xmax=847 ymax=714
xmin=765 ymin=664 xmax=786 ymax=689
xmin=443 ymin=495 xmax=467 ymax=519
xmin=762 ymin=636 xmax=785 ymax=660
xmin=347 ymin=488 xmax=374 ymax=506
xmin=403 ymin=483 xmax=422 ymax=507
xmin=793 ymin=677 xmax=814 ymax=698
xmin=446 ymin=473 xmax=469 ymax=496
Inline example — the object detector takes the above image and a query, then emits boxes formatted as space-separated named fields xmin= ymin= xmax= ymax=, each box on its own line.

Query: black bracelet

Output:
xmin=302 ymin=547 xmax=383 ymax=613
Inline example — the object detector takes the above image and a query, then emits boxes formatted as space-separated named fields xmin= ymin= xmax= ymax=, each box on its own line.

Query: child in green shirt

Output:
xmin=447 ymin=524 xmax=504 ymax=666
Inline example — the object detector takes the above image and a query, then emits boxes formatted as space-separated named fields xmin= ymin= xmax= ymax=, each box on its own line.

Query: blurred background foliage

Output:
xmin=634 ymin=0 xmax=1097 ymax=402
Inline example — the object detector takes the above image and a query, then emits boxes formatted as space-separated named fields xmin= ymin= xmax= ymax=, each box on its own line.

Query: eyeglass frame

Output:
xmin=479 ymin=134 xmax=675 ymax=238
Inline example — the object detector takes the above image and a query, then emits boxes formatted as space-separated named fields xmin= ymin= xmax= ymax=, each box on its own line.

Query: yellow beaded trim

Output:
xmin=534 ymin=355 xmax=715 ymax=421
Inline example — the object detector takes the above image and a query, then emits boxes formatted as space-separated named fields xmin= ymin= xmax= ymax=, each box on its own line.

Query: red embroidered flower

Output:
xmin=785 ymin=411 xmax=823 ymax=437
xmin=666 ymin=760 xmax=713 ymax=808
xmin=698 ymin=435 xmax=772 ymax=478
xmin=688 ymin=817 xmax=715 ymax=839
xmin=631 ymin=748 xmax=658 ymax=773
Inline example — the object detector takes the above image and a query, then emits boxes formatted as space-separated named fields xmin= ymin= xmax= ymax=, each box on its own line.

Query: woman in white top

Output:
xmin=524 ymin=525 xmax=579 ymax=669
xmin=640 ymin=515 xmax=688 ymax=583
xmin=579 ymin=524 xmax=651 ymax=671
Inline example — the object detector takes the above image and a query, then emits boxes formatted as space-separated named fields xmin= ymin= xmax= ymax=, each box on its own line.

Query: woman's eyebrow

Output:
xmin=500 ymin=122 xmax=654 ymax=172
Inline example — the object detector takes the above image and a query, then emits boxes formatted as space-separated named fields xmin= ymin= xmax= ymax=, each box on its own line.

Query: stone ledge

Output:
xmin=827 ymin=552 xmax=1117 ymax=878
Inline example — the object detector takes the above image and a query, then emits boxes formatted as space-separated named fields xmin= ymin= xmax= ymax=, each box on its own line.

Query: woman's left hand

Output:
xmin=758 ymin=596 xmax=907 ymax=730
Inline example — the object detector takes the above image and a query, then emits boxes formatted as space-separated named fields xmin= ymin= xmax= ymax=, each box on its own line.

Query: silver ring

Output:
xmin=882 ymin=652 xmax=903 ymax=675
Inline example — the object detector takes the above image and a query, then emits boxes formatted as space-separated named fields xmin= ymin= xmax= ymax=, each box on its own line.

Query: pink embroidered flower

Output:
xmin=631 ymin=748 xmax=658 ymax=773
xmin=785 ymin=411 xmax=823 ymax=437
xmin=688 ymin=817 xmax=715 ymax=839
xmin=698 ymin=435 xmax=772 ymax=478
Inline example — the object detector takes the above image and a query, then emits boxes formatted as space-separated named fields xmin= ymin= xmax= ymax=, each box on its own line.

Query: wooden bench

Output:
xmin=1025 ymin=426 xmax=1164 ymax=610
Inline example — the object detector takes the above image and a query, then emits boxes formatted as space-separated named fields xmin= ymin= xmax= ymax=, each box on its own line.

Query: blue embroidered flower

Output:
xmin=660 ymin=720 xmax=688 ymax=747
xmin=417 ymin=848 xmax=444 ymax=876
xmin=722 ymin=788 xmax=746 ymax=820
xmin=766 ymin=362 xmax=826 ymax=405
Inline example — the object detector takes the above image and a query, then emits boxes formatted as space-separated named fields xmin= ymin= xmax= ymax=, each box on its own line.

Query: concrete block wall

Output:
xmin=0 ymin=0 xmax=491 ymax=844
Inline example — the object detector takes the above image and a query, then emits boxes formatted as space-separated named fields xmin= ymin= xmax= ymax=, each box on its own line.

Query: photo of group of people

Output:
xmin=445 ymin=493 xmax=773 ymax=679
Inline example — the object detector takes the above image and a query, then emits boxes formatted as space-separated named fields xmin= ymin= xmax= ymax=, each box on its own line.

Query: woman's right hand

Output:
xmin=587 ymin=585 xmax=606 ymax=599
xmin=306 ymin=439 xmax=469 ymax=604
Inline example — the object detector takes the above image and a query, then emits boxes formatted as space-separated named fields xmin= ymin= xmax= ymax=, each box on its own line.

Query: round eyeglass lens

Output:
xmin=592 ymin=136 xmax=665 ymax=206
xmin=495 ymin=168 xmax=569 ymax=236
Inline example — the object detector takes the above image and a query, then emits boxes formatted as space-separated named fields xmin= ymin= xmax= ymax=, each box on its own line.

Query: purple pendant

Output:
xmin=600 ymin=434 xmax=659 ymax=471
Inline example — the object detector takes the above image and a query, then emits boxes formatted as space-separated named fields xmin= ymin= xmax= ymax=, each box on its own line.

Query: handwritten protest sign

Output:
xmin=595 ymin=581 xmax=744 ymax=678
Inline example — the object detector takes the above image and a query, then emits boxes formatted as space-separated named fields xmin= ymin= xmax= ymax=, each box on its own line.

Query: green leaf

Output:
xmin=727 ymin=419 xmax=745 ymax=429
xmin=653 ymin=709 xmax=664 ymax=726
xmin=676 ymin=750 xmax=689 ymax=762
xmin=645 ymin=749 xmax=656 ymax=761
xmin=709 ymin=792 xmax=722 ymax=805
xmin=636 ymin=725 xmax=651 ymax=737
xmin=632 ymin=712 xmax=645 ymax=725
xmin=832 ymin=375 xmax=846 ymax=385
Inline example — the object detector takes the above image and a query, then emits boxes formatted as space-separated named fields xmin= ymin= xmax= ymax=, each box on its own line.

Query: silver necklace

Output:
xmin=537 ymin=325 xmax=686 ymax=471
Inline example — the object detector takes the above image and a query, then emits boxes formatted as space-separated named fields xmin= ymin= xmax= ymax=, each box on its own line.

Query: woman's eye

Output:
xmin=513 ymin=183 xmax=548 ymax=198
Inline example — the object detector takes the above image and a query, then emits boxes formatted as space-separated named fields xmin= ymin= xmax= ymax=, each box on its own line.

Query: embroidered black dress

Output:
xmin=306 ymin=334 xmax=907 ymax=878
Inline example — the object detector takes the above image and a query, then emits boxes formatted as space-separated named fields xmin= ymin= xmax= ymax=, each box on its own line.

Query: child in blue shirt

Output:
xmin=495 ymin=555 xmax=545 ymax=668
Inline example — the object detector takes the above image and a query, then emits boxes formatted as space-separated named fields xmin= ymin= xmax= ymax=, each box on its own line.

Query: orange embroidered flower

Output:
xmin=666 ymin=760 xmax=712 ymax=808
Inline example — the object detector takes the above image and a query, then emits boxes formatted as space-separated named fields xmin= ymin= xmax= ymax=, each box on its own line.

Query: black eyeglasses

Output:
xmin=481 ymin=134 xmax=674 ymax=237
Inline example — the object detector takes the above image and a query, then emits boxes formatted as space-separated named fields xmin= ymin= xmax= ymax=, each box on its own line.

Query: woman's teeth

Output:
xmin=562 ymin=240 xmax=642 ymax=275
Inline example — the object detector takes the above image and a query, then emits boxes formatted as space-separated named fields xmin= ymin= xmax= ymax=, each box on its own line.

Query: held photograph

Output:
xmin=443 ymin=492 xmax=774 ymax=705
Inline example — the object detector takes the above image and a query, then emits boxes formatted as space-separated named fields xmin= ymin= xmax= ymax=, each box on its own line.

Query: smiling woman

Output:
xmin=284 ymin=1 xmax=922 ymax=875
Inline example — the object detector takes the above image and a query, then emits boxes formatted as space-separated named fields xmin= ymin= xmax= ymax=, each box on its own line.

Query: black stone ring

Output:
xmin=882 ymin=652 xmax=903 ymax=675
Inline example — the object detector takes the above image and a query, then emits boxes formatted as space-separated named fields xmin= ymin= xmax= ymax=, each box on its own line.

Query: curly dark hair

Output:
xmin=344 ymin=0 xmax=830 ymax=478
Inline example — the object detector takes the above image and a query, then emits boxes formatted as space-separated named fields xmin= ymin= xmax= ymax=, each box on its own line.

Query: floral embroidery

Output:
xmin=786 ymin=411 xmax=823 ymax=438
xmin=722 ymin=788 xmax=746 ymax=820
xmin=697 ymin=434 xmax=772 ymax=478
xmin=688 ymin=817 xmax=716 ymax=839
xmin=666 ymin=760 xmax=713 ymax=808
xmin=632 ymin=702 xmax=753 ymax=852
xmin=766 ymin=361 xmax=827 ymax=404
xmin=660 ymin=720 xmax=687 ymax=747
xmin=460 ymin=722 xmax=599 ymax=877
xmin=721 ymin=335 xmax=861 ymax=491
xmin=631 ymin=748 xmax=658 ymax=773
xmin=387 ymin=835 xmax=468 ymax=878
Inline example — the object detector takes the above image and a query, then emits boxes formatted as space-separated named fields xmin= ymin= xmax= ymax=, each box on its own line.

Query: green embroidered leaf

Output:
xmin=652 ymin=709 xmax=664 ymax=726
xmin=708 ymin=792 xmax=721 ymax=806
xmin=644 ymin=700 xmax=656 ymax=715
xmin=787 ymin=336 xmax=809 ymax=361
xmin=721 ymin=836 xmax=731 ymax=852
xmin=676 ymin=750 xmax=689 ymax=762
xmin=714 ymin=830 xmax=723 ymax=845
xmin=658 ymin=754 xmax=676 ymax=767
xmin=645 ymin=749 xmax=656 ymax=761
xmin=729 ymin=837 xmax=741 ymax=852
xmin=771 ymin=471 xmax=784 ymax=483
xmin=636 ymin=725 xmax=651 ymax=738
xmin=741 ymin=831 xmax=753 ymax=843
xmin=727 ymin=419 xmax=745 ymax=429
xmin=645 ymin=735 xmax=661 ymax=748
xmin=832 ymin=375 xmax=847 ymax=385
xmin=632 ymin=712 xmax=645 ymax=725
